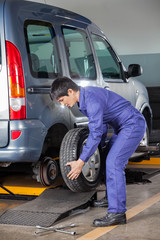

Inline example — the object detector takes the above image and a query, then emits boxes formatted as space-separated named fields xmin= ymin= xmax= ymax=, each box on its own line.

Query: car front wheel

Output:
xmin=59 ymin=128 xmax=101 ymax=192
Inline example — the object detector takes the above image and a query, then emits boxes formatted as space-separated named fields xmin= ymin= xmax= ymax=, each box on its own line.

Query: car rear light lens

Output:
xmin=11 ymin=130 xmax=21 ymax=140
xmin=6 ymin=41 xmax=26 ymax=119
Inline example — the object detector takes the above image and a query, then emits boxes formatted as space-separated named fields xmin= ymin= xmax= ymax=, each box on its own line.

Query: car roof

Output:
xmin=4 ymin=0 xmax=92 ymax=25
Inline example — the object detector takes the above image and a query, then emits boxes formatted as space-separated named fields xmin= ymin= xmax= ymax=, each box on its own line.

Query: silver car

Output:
xmin=0 ymin=0 xmax=152 ymax=190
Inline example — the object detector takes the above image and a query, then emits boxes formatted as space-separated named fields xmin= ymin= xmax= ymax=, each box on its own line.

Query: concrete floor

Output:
xmin=0 ymin=170 xmax=160 ymax=240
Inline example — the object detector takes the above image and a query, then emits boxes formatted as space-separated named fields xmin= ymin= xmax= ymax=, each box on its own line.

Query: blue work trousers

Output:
xmin=105 ymin=110 xmax=146 ymax=213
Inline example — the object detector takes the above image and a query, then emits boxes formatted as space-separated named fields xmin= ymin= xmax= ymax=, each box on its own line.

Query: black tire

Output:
xmin=59 ymin=128 xmax=101 ymax=192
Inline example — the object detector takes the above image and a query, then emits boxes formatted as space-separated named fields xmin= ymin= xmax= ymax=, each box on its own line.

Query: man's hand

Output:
xmin=66 ymin=158 xmax=85 ymax=180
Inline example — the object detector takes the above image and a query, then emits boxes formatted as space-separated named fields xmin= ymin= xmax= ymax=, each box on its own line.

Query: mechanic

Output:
xmin=50 ymin=77 xmax=146 ymax=227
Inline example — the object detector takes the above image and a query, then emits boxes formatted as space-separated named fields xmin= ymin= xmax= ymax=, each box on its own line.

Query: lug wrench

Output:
xmin=35 ymin=223 xmax=76 ymax=235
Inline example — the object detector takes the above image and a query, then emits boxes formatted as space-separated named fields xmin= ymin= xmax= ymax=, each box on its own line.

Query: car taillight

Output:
xmin=6 ymin=41 xmax=26 ymax=120
xmin=11 ymin=130 xmax=21 ymax=140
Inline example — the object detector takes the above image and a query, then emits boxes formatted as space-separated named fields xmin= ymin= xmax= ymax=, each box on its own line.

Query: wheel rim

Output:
xmin=81 ymin=140 xmax=101 ymax=182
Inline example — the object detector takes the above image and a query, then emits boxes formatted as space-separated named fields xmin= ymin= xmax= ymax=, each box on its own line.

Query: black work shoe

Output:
xmin=93 ymin=197 xmax=108 ymax=207
xmin=93 ymin=213 xmax=126 ymax=227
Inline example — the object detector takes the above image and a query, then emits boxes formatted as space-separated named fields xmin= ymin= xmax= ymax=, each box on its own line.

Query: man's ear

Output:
xmin=68 ymin=88 xmax=74 ymax=95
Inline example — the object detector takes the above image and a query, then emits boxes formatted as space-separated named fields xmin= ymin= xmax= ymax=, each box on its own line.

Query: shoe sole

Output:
xmin=93 ymin=219 xmax=127 ymax=227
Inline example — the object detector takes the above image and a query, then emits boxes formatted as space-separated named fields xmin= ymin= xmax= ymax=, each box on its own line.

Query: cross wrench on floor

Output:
xmin=35 ymin=223 xmax=76 ymax=235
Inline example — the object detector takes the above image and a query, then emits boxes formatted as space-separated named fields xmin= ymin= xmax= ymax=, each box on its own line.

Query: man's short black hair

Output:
xmin=50 ymin=77 xmax=80 ymax=100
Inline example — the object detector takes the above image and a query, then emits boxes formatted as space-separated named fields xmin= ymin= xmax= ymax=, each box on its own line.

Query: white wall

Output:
xmin=45 ymin=0 xmax=160 ymax=55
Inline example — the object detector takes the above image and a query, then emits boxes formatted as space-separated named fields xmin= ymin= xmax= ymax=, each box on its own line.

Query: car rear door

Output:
xmin=0 ymin=1 xmax=9 ymax=148
xmin=59 ymin=21 xmax=98 ymax=127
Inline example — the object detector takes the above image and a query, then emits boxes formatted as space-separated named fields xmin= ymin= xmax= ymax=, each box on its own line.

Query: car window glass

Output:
xmin=62 ymin=27 xmax=96 ymax=80
xmin=24 ymin=21 xmax=60 ymax=79
xmin=91 ymin=34 xmax=122 ymax=80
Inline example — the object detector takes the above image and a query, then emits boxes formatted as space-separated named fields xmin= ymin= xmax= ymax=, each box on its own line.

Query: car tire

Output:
xmin=59 ymin=128 xmax=101 ymax=192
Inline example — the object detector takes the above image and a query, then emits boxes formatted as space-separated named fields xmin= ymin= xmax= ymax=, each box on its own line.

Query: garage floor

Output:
xmin=0 ymin=167 xmax=160 ymax=240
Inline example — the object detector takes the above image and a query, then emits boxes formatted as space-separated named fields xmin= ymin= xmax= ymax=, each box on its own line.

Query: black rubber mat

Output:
xmin=0 ymin=187 xmax=96 ymax=227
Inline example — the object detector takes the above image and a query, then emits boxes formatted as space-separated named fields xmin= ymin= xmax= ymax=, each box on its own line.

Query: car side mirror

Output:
xmin=127 ymin=64 xmax=143 ymax=78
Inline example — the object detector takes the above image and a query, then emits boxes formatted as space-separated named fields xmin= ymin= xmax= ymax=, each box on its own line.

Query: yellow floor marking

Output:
xmin=126 ymin=192 xmax=160 ymax=219
xmin=77 ymin=226 xmax=117 ymax=240
xmin=77 ymin=193 xmax=160 ymax=240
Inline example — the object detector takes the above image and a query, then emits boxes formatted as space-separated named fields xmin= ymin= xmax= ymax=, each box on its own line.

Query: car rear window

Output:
xmin=24 ymin=20 xmax=60 ymax=79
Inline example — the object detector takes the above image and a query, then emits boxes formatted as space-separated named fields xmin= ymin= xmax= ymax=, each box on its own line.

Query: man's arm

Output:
xmin=66 ymin=95 xmax=104 ymax=180
xmin=79 ymin=97 xmax=104 ymax=162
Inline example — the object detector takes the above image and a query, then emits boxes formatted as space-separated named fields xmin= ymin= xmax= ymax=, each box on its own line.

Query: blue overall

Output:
xmin=79 ymin=86 xmax=146 ymax=213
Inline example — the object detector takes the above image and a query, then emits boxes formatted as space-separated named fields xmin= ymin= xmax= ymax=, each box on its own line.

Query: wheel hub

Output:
xmin=82 ymin=149 xmax=101 ymax=182
xmin=40 ymin=157 xmax=59 ymax=186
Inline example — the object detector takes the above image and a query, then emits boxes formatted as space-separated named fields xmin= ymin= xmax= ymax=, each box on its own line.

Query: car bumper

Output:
xmin=0 ymin=120 xmax=47 ymax=162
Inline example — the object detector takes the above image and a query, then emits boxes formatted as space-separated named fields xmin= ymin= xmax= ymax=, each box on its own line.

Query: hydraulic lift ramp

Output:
xmin=128 ymin=143 xmax=160 ymax=168
xmin=0 ymin=187 xmax=96 ymax=227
